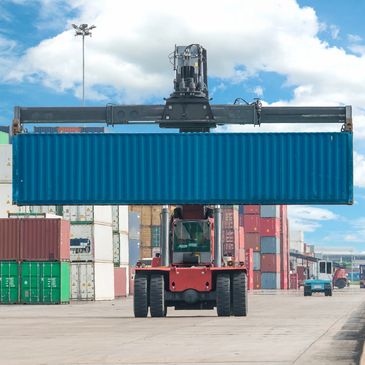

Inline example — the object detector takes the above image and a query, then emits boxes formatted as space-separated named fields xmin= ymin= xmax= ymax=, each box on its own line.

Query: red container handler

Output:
xmin=245 ymin=248 xmax=254 ymax=290
xmin=0 ymin=219 xmax=19 ymax=260
xmin=260 ymin=218 xmax=280 ymax=237
xmin=222 ymin=228 xmax=239 ymax=259
xmin=261 ymin=254 xmax=280 ymax=272
xmin=222 ymin=207 xmax=239 ymax=229
xmin=114 ymin=267 xmax=127 ymax=297
xmin=253 ymin=271 xmax=261 ymax=289
xmin=20 ymin=218 xmax=70 ymax=261
xmin=243 ymin=215 xmax=260 ymax=233
xmin=244 ymin=233 xmax=260 ymax=251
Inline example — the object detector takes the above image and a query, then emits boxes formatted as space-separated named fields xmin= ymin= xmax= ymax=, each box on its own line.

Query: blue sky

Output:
xmin=0 ymin=0 xmax=364 ymax=251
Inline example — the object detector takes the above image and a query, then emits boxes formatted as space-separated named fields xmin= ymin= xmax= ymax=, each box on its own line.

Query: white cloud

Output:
xmin=288 ymin=206 xmax=338 ymax=232
xmin=329 ymin=24 xmax=340 ymax=40
xmin=253 ymin=86 xmax=264 ymax=97
xmin=348 ymin=34 xmax=362 ymax=43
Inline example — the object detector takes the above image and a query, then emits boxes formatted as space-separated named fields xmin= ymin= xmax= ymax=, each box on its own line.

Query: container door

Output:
xmin=71 ymin=263 xmax=94 ymax=301
xmin=21 ymin=262 xmax=41 ymax=303
xmin=0 ymin=261 xmax=19 ymax=304
xmin=42 ymin=262 xmax=61 ymax=304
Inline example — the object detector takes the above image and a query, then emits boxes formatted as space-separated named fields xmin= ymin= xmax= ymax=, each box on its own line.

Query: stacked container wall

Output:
xmin=253 ymin=252 xmax=261 ymax=271
xmin=112 ymin=206 xmax=128 ymax=233
xmin=244 ymin=205 xmax=260 ymax=215
xmin=245 ymin=248 xmax=254 ymax=290
xmin=113 ymin=232 xmax=129 ymax=266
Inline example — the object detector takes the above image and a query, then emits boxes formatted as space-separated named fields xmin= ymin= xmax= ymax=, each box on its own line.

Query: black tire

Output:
xmin=335 ymin=278 xmax=346 ymax=289
xmin=134 ymin=274 xmax=148 ymax=318
xmin=216 ymin=274 xmax=231 ymax=316
xmin=150 ymin=274 xmax=165 ymax=317
xmin=304 ymin=286 xmax=312 ymax=296
xmin=232 ymin=272 xmax=247 ymax=316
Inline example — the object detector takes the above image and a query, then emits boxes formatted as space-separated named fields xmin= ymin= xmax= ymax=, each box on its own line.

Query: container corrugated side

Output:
xmin=0 ymin=261 xmax=19 ymax=303
xmin=20 ymin=219 xmax=70 ymax=261
xmin=13 ymin=132 xmax=353 ymax=205
xmin=0 ymin=219 xmax=19 ymax=260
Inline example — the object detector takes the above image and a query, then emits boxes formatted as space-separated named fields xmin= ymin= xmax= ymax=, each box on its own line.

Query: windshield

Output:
xmin=173 ymin=221 xmax=211 ymax=252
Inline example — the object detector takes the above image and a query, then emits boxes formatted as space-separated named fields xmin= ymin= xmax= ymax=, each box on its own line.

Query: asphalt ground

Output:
xmin=0 ymin=287 xmax=364 ymax=365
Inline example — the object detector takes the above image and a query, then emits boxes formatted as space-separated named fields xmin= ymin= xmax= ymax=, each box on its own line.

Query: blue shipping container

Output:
xmin=13 ymin=132 xmax=353 ymax=205
xmin=261 ymin=272 xmax=281 ymax=289
xmin=261 ymin=237 xmax=281 ymax=254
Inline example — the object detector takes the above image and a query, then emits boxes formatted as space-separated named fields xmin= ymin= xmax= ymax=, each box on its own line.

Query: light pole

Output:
xmin=72 ymin=24 xmax=96 ymax=106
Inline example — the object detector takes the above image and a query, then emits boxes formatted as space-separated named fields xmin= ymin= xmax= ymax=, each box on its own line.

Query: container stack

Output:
xmin=65 ymin=206 xmax=115 ymax=301
xmin=241 ymin=205 xmax=289 ymax=289
xmin=112 ymin=206 xmax=129 ymax=297
xmin=129 ymin=206 xmax=175 ymax=259
xmin=221 ymin=205 xmax=244 ymax=262
xmin=0 ymin=218 xmax=71 ymax=304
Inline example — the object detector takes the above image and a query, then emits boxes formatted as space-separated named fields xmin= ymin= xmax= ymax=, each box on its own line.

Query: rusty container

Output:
xmin=261 ymin=253 xmax=281 ymax=272
xmin=243 ymin=215 xmax=260 ymax=233
xmin=244 ymin=233 xmax=260 ymax=251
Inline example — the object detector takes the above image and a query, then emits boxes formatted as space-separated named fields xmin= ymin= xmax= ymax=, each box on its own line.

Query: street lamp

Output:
xmin=72 ymin=24 xmax=96 ymax=106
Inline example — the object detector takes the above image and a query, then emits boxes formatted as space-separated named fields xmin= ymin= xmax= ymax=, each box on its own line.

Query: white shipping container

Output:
xmin=70 ymin=224 xmax=113 ymax=262
xmin=29 ymin=205 xmax=57 ymax=215
xmin=112 ymin=205 xmax=129 ymax=233
xmin=63 ymin=205 xmax=112 ymax=224
xmin=0 ymin=145 xmax=12 ymax=183
xmin=113 ymin=232 xmax=129 ymax=266
xmin=0 ymin=183 xmax=20 ymax=217
xmin=289 ymin=230 xmax=304 ymax=253
xmin=71 ymin=262 xmax=115 ymax=301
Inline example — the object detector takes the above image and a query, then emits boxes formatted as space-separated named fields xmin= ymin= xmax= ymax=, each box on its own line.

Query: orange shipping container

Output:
xmin=243 ymin=215 xmax=260 ymax=233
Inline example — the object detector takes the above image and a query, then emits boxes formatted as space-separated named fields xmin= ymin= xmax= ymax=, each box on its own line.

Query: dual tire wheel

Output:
xmin=134 ymin=273 xmax=166 ymax=318
xmin=216 ymin=272 xmax=248 ymax=317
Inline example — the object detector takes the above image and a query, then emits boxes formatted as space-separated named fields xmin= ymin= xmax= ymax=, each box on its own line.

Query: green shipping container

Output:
xmin=21 ymin=262 xmax=70 ymax=304
xmin=0 ymin=131 xmax=9 ymax=144
xmin=0 ymin=261 xmax=19 ymax=304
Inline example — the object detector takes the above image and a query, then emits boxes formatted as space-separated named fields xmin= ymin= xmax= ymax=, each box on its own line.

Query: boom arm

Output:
xmin=13 ymin=104 xmax=352 ymax=134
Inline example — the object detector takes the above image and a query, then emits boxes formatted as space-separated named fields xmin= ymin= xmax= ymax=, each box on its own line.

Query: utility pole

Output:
xmin=72 ymin=24 xmax=96 ymax=106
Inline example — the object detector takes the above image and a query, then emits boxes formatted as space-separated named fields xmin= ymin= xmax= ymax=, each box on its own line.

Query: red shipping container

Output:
xmin=0 ymin=219 xmax=19 ymax=260
xmin=243 ymin=215 xmax=260 ymax=233
xmin=244 ymin=233 xmax=260 ymax=251
xmin=245 ymin=248 xmax=254 ymax=290
xmin=290 ymin=273 xmax=299 ymax=289
xmin=244 ymin=205 xmax=260 ymax=215
xmin=57 ymin=127 xmax=82 ymax=133
xmin=261 ymin=254 xmax=280 ymax=272
xmin=20 ymin=219 xmax=70 ymax=261
xmin=253 ymin=271 xmax=261 ymax=289
xmin=260 ymin=218 xmax=280 ymax=237
xmin=0 ymin=218 xmax=70 ymax=261
xmin=114 ymin=267 xmax=127 ymax=297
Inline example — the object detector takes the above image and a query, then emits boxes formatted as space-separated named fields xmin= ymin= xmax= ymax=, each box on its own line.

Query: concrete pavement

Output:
xmin=0 ymin=288 xmax=364 ymax=365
